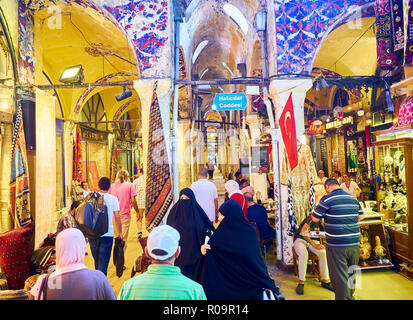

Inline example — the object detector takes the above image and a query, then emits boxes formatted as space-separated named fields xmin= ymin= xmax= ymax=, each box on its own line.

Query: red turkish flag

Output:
xmin=279 ymin=93 xmax=298 ymax=171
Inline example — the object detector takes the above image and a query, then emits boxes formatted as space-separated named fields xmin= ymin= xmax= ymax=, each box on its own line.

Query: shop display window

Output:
xmin=374 ymin=126 xmax=413 ymax=238
xmin=376 ymin=144 xmax=408 ymax=234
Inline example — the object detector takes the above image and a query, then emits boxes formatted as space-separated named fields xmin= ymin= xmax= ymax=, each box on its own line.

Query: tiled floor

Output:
xmin=84 ymin=209 xmax=413 ymax=300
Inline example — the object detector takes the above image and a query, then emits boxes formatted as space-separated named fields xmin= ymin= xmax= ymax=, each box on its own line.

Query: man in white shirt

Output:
xmin=340 ymin=173 xmax=361 ymax=199
xmin=190 ymin=168 xmax=218 ymax=223
xmin=88 ymin=177 xmax=123 ymax=276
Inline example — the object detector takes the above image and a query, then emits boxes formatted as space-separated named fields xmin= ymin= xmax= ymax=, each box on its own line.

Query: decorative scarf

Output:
xmin=287 ymin=181 xmax=298 ymax=237
xmin=391 ymin=0 xmax=405 ymax=62
xmin=109 ymin=143 xmax=119 ymax=183
xmin=145 ymin=86 xmax=173 ymax=232
xmin=375 ymin=0 xmax=398 ymax=68
xmin=72 ymin=125 xmax=82 ymax=183
xmin=405 ymin=0 xmax=413 ymax=64
xmin=309 ymin=177 xmax=315 ymax=215
xmin=392 ymin=96 xmax=413 ymax=127
xmin=9 ymin=102 xmax=31 ymax=228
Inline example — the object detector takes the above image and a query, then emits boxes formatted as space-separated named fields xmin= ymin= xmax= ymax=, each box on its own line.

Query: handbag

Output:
xmin=39 ymin=274 xmax=50 ymax=300
xmin=263 ymin=288 xmax=276 ymax=300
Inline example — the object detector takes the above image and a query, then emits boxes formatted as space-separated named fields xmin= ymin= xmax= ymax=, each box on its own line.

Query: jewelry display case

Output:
xmin=373 ymin=124 xmax=413 ymax=279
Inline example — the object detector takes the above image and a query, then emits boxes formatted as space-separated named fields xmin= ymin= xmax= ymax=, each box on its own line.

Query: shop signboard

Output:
xmin=81 ymin=126 xmax=108 ymax=141
xmin=251 ymin=146 xmax=269 ymax=173
xmin=326 ymin=115 xmax=354 ymax=130
xmin=308 ymin=119 xmax=324 ymax=134
xmin=213 ymin=93 xmax=247 ymax=111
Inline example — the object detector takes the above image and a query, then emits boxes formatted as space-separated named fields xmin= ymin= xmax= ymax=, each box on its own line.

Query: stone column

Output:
xmin=35 ymin=89 xmax=56 ymax=248
xmin=269 ymin=79 xmax=313 ymax=266
xmin=155 ymin=79 xmax=174 ymax=166
xmin=177 ymin=119 xmax=192 ymax=189
xmin=63 ymin=121 xmax=75 ymax=206
xmin=134 ymin=79 xmax=156 ymax=196
xmin=246 ymin=114 xmax=268 ymax=200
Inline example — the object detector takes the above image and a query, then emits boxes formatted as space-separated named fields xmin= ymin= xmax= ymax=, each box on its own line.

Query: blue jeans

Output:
xmin=89 ymin=236 xmax=113 ymax=276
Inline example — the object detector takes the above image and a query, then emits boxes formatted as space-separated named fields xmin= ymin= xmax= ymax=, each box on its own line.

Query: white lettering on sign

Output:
xmin=326 ymin=116 xmax=354 ymax=130
xmin=218 ymin=95 xmax=243 ymax=102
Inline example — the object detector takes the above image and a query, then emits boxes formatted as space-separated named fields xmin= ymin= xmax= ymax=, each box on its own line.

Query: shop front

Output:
xmin=80 ymin=126 xmax=109 ymax=191
xmin=373 ymin=124 xmax=413 ymax=279
xmin=314 ymin=111 xmax=375 ymax=201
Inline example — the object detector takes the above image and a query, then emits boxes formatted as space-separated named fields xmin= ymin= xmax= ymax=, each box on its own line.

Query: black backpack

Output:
xmin=73 ymin=192 xmax=109 ymax=239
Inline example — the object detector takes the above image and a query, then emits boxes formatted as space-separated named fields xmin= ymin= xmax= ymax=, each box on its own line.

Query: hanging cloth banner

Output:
xmin=404 ymin=0 xmax=413 ymax=64
xmin=72 ymin=125 xmax=82 ymax=183
xmin=9 ymin=103 xmax=31 ymax=228
xmin=110 ymin=142 xmax=119 ymax=183
xmin=309 ymin=177 xmax=315 ymax=215
xmin=145 ymin=86 xmax=173 ymax=232
xmin=391 ymin=0 xmax=405 ymax=61
xmin=279 ymin=93 xmax=298 ymax=171
xmin=286 ymin=181 xmax=298 ymax=237
xmin=375 ymin=0 xmax=398 ymax=68
xmin=392 ymin=96 xmax=413 ymax=127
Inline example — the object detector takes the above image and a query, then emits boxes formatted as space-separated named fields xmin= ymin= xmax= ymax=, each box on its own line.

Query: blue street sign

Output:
xmin=213 ymin=93 xmax=247 ymax=111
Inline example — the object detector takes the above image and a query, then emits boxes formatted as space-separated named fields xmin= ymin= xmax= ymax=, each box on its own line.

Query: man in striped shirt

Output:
xmin=312 ymin=178 xmax=365 ymax=300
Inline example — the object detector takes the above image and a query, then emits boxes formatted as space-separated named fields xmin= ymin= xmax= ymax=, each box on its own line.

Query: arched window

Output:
xmin=116 ymin=112 xmax=133 ymax=140
xmin=81 ymin=93 xmax=107 ymax=131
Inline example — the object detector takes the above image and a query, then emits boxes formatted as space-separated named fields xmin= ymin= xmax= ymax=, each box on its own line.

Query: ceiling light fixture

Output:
xmin=115 ymin=85 xmax=132 ymax=102
xmin=59 ymin=65 xmax=84 ymax=84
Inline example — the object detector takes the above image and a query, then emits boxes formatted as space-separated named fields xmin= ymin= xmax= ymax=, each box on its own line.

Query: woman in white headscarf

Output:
xmin=29 ymin=228 xmax=116 ymax=300
xmin=225 ymin=180 xmax=249 ymax=221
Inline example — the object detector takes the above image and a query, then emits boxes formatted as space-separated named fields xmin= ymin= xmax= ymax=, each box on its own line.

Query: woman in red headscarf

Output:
xmin=224 ymin=180 xmax=249 ymax=221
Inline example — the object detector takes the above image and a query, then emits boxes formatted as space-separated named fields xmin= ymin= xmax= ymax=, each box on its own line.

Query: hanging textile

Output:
xmin=9 ymin=103 xmax=31 ymax=228
xmin=72 ymin=125 xmax=82 ymax=183
xmin=109 ymin=142 xmax=119 ymax=183
xmin=286 ymin=181 xmax=298 ymax=237
xmin=309 ymin=177 xmax=315 ymax=215
xmin=404 ymin=0 xmax=413 ymax=64
xmin=375 ymin=0 xmax=398 ymax=68
xmin=145 ymin=85 xmax=173 ymax=232
xmin=391 ymin=0 xmax=405 ymax=62
xmin=281 ymin=143 xmax=317 ymax=224
xmin=392 ymin=96 xmax=413 ymax=127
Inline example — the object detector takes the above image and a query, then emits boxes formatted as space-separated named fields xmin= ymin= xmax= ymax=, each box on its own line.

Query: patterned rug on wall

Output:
xmin=145 ymin=87 xmax=173 ymax=232
xmin=9 ymin=103 xmax=31 ymax=229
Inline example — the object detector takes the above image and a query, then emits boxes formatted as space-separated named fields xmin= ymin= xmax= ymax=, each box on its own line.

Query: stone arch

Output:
xmin=307 ymin=2 xmax=376 ymax=74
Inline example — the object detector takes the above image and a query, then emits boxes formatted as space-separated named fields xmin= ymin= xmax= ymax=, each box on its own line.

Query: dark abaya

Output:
xmin=166 ymin=188 xmax=215 ymax=283
xmin=201 ymin=199 xmax=280 ymax=300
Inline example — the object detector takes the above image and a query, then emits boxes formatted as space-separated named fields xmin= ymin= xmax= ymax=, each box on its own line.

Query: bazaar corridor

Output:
xmin=1 ymin=0 xmax=413 ymax=303
xmin=83 ymin=206 xmax=413 ymax=300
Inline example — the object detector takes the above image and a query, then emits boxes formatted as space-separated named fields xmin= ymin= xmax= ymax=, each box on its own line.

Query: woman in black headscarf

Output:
xmin=166 ymin=188 xmax=215 ymax=283
xmin=200 ymin=199 xmax=281 ymax=300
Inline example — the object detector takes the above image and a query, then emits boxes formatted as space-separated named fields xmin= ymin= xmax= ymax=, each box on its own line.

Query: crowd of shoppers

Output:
xmin=31 ymin=164 xmax=365 ymax=301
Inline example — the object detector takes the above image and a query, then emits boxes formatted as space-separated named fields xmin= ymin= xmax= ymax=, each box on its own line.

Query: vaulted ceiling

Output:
xmin=34 ymin=2 xmax=140 ymax=128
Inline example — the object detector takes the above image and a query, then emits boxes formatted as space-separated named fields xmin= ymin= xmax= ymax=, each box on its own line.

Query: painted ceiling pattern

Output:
xmin=103 ymin=0 xmax=170 ymax=77
xmin=18 ymin=1 xmax=35 ymax=85
xmin=274 ymin=0 xmax=375 ymax=75
xmin=24 ymin=0 xmax=170 ymax=78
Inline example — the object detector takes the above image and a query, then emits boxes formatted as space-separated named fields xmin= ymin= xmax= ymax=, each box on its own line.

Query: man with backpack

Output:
xmin=88 ymin=177 xmax=123 ymax=276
